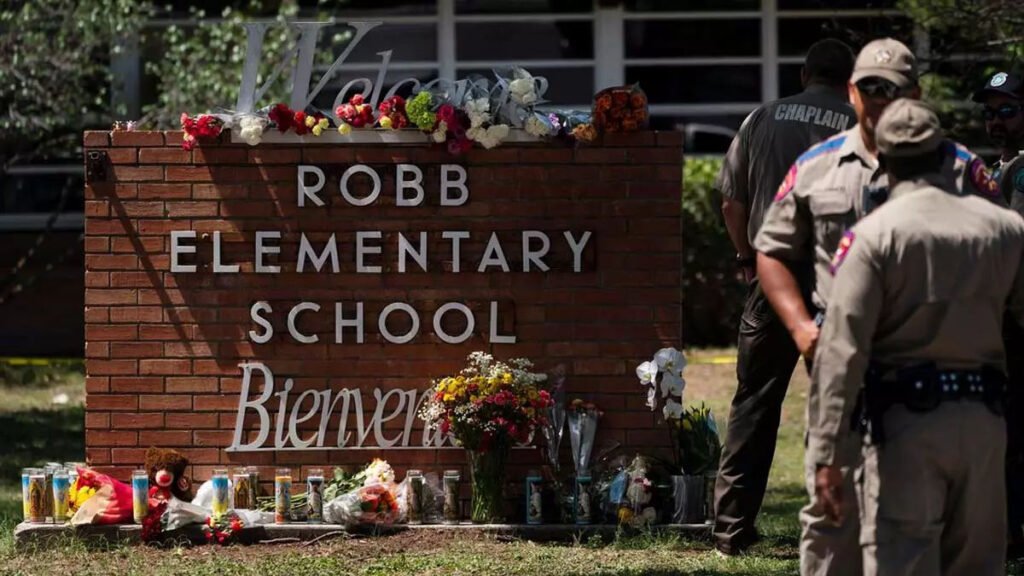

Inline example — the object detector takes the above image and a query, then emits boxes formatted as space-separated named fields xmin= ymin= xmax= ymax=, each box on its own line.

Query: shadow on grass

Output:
xmin=0 ymin=406 xmax=84 ymax=482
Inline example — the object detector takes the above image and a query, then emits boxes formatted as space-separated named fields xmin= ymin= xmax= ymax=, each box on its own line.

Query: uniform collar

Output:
xmin=837 ymin=126 xmax=879 ymax=170
xmin=888 ymin=173 xmax=951 ymax=200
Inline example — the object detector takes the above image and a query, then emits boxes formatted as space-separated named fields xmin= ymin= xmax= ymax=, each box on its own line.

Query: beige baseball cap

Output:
xmin=851 ymin=38 xmax=918 ymax=89
xmin=875 ymin=98 xmax=943 ymax=157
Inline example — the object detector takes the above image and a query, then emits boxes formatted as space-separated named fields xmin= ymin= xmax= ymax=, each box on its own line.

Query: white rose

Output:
xmin=525 ymin=115 xmax=549 ymax=137
xmin=238 ymin=115 xmax=268 ymax=147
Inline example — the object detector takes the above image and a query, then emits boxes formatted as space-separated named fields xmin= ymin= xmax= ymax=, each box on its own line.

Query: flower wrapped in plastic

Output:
xmin=490 ymin=66 xmax=548 ymax=128
xmin=324 ymin=459 xmax=405 ymax=526
xmin=592 ymin=84 xmax=649 ymax=133
xmin=69 ymin=467 xmax=133 ymax=526
xmin=180 ymin=113 xmax=223 ymax=151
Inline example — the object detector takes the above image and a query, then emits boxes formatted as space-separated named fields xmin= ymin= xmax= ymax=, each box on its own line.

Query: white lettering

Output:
xmin=379 ymin=302 xmax=419 ymax=344
xmin=398 ymin=231 xmax=428 ymax=273
xmin=564 ymin=230 xmax=593 ymax=272
xmin=478 ymin=232 xmax=511 ymax=272
xmin=287 ymin=301 xmax=319 ymax=344
xmin=442 ymin=231 xmax=470 ymax=273
xmin=396 ymin=164 xmax=425 ymax=207
xmin=489 ymin=301 xmax=516 ymax=344
xmin=255 ymin=231 xmax=281 ymax=273
xmin=433 ymin=302 xmax=475 ymax=344
xmin=298 ymin=165 xmax=326 ymax=207
xmin=170 ymin=230 xmax=197 ymax=273
xmin=522 ymin=230 xmax=551 ymax=272
xmin=249 ymin=301 xmax=274 ymax=344
xmin=228 ymin=362 xmax=275 ymax=451
xmin=297 ymin=233 xmax=339 ymax=273
xmin=335 ymin=302 xmax=365 ymax=344
xmin=356 ymin=231 xmax=383 ymax=273
xmin=212 ymin=231 xmax=239 ymax=274
xmin=440 ymin=164 xmax=469 ymax=206
xmin=340 ymin=165 xmax=381 ymax=206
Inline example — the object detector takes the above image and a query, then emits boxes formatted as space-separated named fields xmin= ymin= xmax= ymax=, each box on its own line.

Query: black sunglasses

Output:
xmin=856 ymin=78 xmax=909 ymax=100
xmin=983 ymin=104 xmax=1023 ymax=121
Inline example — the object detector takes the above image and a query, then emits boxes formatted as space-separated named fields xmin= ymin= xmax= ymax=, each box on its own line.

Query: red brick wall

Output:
xmin=82 ymin=130 xmax=682 ymax=495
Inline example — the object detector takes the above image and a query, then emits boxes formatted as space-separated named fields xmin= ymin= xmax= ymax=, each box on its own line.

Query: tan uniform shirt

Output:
xmin=807 ymin=175 xmax=1024 ymax=466
xmin=754 ymin=127 xmax=1002 ymax=311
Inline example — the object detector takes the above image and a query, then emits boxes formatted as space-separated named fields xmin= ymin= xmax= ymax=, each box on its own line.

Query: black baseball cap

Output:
xmin=972 ymin=71 xmax=1024 ymax=102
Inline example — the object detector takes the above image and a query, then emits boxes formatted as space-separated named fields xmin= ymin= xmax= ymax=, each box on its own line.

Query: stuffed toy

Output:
xmin=144 ymin=447 xmax=192 ymax=504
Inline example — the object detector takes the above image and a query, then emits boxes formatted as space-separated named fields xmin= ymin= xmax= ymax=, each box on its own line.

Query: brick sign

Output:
xmin=82 ymin=131 xmax=682 ymax=481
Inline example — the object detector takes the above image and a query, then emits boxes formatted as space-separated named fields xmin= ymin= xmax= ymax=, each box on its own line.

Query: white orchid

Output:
xmin=662 ymin=398 xmax=683 ymax=420
xmin=654 ymin=347 xmax=687 ymax=376
xmin=646 ymin=386 xmax=657 ymax=410
xmin=660 ymin=371 xmax=685 ymax=398
xmin=635 ymin=361 xmax=658 ymax=385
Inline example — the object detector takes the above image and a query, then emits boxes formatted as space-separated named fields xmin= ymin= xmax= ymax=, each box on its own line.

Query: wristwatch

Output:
xmin=736 ymin=254 xmax=755 ymax=268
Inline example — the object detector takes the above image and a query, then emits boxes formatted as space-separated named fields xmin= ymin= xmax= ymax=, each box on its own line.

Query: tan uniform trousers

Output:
xmin=801 ymin=433 xmax=863 ymax=576
xmin=858 ymin=402 xmax=1006 ymax=576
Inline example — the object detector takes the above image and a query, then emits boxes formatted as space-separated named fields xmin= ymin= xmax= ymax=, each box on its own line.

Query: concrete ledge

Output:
xmin=15 ymin=521 xmax=711 ymax=551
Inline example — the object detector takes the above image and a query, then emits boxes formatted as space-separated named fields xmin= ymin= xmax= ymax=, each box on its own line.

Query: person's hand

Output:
xmin=814 ymin=465 xmax=844 ymax=523
xmin=792 ymin=319 xmax=820 ymax=360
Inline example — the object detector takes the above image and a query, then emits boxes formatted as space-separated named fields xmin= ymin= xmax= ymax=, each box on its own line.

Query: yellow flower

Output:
xmin=312 ymin=125 xmax=323 ymax=136
xmin=502 ymin=373 xmax=513 ymax=384
xmin=317 ymin=118 xmax=329 ymax=130
xmin=618 ymin=507 xmax=634 ymax=524
xmin=338 ymin=123 xmax=352 ymax=135
xmin=305 ymin=115 xmax=316 ymax=128
xmin=443 ymin=393 xmax=454 ymax=402
xmin=380 ymin=116 xmax=393 ymax=129
xmin=682 ymin=419 xmax=693 ymax=431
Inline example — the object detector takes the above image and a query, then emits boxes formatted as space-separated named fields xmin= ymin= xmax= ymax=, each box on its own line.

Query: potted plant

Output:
xmin=635 ymin=348 xmax=722 ymax=524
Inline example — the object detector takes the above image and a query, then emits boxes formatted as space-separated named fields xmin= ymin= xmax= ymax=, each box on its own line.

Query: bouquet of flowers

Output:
xmin=419 ymin=351 xmax=551 ymax=522
xmin=68 ymin=467 xmax=133 ymax=525
xmin=541 ymin=365 xmax=568 ymax=472
xmin=592 ymin=84 xmax=649 ymax=133
xmin=335 ymin=93 xmax=376 ymax=133
xmin=419 ymin=352 xmax=551 ymax=451
xmin=324 ymin=458 xmax=404 ymax=526
xmin=180 ymin=113 xmax=223 ymax=150
xmin=204 ymin=512 xmax=244 ymax=546
xmin=377 ymin=95 xmax=409 ymax=130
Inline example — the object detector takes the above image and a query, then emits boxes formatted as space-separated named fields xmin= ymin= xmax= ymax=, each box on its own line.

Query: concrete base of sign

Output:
xmin=14 ymin=521 xmax=711 ymax=551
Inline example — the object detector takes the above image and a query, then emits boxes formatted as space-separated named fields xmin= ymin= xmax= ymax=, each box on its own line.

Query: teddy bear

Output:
xmin=144 ymin=447 xmax=192 ymax=504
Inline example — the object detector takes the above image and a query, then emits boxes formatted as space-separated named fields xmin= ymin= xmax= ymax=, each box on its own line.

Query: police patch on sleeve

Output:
xmin=830 ymin=231 xmax=855 ymax=275
xmin=969 ymin=158 xmax=999 ymax=197
xmin=775 ymin=165 xmax=797 ymax=202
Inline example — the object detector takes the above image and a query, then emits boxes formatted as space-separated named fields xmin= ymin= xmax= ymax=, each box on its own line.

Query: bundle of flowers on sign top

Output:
xmin=419 ymin=352 xmax=551 ymax=523
xmin=182 ymin=66 xmax=602 ymax=151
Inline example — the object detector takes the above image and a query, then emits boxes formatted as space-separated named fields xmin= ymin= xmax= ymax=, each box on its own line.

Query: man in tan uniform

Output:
xmin=811 ymin=98 xmax=1024 ymax=575
xmin=754 ymin=38 xmax=1002 ymax=576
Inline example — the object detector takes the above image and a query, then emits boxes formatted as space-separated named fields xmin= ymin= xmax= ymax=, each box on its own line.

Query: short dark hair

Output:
xmin=880 ymin=148 xmax=945 ymax=183
xmin=804 ymin=39 xmax=856 ymax=86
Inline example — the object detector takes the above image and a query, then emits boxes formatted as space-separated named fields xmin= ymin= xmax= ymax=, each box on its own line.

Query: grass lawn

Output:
xmin=0 ymin=352 xmax=1014 ymax=575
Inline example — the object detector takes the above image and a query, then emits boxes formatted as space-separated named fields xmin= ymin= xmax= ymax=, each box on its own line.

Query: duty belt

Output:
xmin=856 ymin=362 xmax=1007 ymax=444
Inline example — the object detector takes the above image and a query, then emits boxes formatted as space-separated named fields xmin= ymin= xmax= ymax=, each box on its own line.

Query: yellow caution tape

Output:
xmin=0 ymin=357 xmax=79 ymax=366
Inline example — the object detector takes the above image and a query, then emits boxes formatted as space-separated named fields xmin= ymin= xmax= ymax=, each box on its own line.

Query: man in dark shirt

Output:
xmin=713 ymin=38 xmax=856 ymax=557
